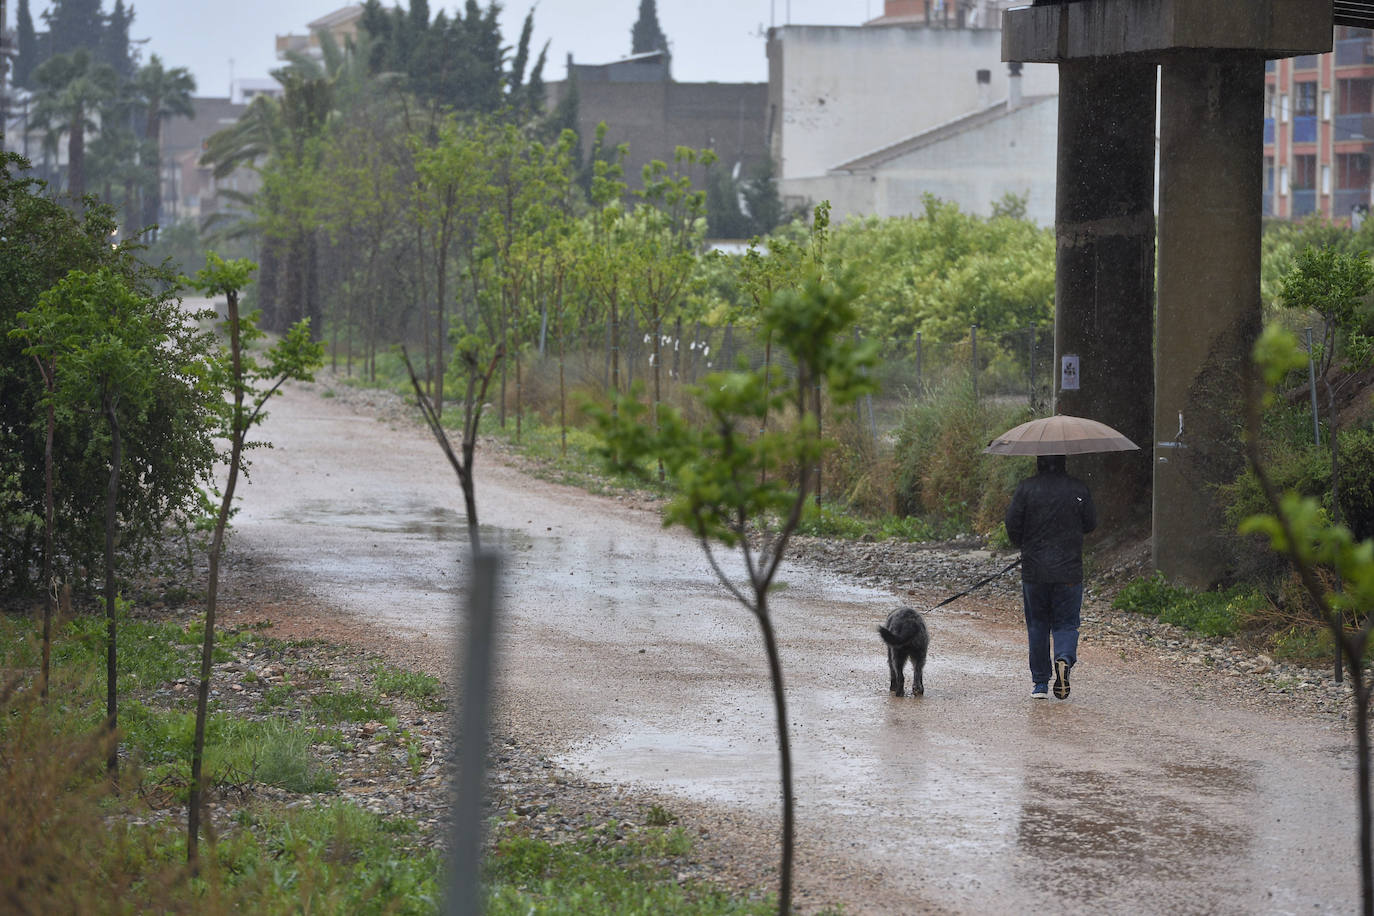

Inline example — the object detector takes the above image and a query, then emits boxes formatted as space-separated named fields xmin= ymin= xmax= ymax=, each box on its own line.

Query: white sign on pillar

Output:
xmin=1061 ymin=354 xmax=1080 ymax=391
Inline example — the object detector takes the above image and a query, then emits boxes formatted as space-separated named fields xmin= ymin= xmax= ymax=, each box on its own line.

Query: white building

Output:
xmin=767 ymin=1 xmax=1060 ymax=225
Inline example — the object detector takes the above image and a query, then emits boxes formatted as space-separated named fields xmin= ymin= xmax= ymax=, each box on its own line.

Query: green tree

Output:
xmin=591 ymin=278 xmax=878 ymax=916
xmin=185 ymin=254 xmax=322 ymax=864
xmin=43 ymin=0 xmax=105 ymax=59
xmin=1243 ymin=322 xmax=1374 ymax=915
xmin=30 ymin=49 xmax=118 ymax=204
xmin=134 ymin=55 xmax=197 ymax=236
xmin=1278 ymin=246 xmax=1374 ymax=537
xmin=2 ymin=153 xmax=213 ymax=597
xmin=101 ymin=0 xmax=136 ymax=79
xmin=631 ymin=0 xmax=669 ymax=55
xmin=14 ymin=266 xmax=220 ymax=779
xmin=14 ymin=0 xmax=40 ymax=89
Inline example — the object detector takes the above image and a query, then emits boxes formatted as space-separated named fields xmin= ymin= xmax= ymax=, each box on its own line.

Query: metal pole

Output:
xmin=970 ymin=325 xmax=979 ymax=401
xmin=915 ymin=332 xmax=922 ymax=395
xmin=1028 ymin=324 xmax=1036 ymax=409
xmin=448 ymin=551 xmax=502 ymax=916
xmin=1306 ymin=326 xmax=1320 ymax=446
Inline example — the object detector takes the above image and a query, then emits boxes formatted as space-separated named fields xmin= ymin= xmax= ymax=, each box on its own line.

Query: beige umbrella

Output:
xmin=983 ymin=415 xmax=1140 ymax=456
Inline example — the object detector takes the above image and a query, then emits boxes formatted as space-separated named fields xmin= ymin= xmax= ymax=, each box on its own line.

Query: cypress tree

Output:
xmin=631 ymin=0 xmax=669 ymax=55
xmin=102 ymin=0 xmax=136 ymax=80
xmin=15 ymin=0 xmax=40 ymax=88
xmin=44 ymin=0 xmax=106 ymax=59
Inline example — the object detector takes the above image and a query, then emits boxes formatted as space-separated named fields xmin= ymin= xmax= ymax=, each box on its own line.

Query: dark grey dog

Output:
xmin=878 ymin=607 xmax=929 ymax=696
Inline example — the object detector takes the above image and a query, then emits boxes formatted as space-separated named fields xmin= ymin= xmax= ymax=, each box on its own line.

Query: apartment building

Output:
xmin=1265 ymin=26 xmax=1374 ymax=222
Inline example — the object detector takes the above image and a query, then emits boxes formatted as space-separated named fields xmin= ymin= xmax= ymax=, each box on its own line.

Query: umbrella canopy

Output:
xmin=983 ymin=415 xmax=1140 ymax=456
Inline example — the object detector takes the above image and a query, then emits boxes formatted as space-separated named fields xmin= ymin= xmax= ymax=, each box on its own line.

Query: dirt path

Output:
xmin=221 ymin=377 xmax=1360 ymax=915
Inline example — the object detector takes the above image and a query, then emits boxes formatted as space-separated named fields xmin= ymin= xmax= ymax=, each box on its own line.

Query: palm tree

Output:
xmin=135 ymin=55 xmax=197 ymax=237
xmin=30 ymin=49 xmax=118 ymax=207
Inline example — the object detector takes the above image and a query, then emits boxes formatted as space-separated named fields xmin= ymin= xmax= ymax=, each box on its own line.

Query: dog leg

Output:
xmin=888 ymin=647 xmax=904 ymax=696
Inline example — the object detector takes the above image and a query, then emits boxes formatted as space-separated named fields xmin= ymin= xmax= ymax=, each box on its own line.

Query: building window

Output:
xmin=1323 ymin=90 xmax=1332 ymax=120
xmin=1279 ymin=166 xmax=1289 ymax=196
xmin=1295 ymin=54 xmax=1319 ymax=70
xmin=1265 ymin=156 xmax=1275 ymax=192
xmin=1339 ymin=153 xmax=1372 ymax=189
xmin=1322 ymin=164 xmax=1332 ymax=195
xmin=1295 ymin=81 xmax=1318 ymax=117
xmin=1281 ymin=93 xmax=1290 ymax=123
xmin=1294 ymin=155 xmax=1317 ymax=190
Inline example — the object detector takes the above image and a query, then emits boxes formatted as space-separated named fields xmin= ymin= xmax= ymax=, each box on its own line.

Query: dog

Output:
xmin=878 ymin=606 xmax=929 ymax=697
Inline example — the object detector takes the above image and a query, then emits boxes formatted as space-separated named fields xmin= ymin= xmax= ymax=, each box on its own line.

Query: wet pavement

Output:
xmin=231 ymin=381 xmax=1359 ymax=914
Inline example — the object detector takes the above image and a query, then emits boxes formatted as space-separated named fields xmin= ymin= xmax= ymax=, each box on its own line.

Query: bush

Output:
xmin=1338 ymin=427 xmax=1374 ymax=541
xmin=1111 ymin=573 xmax=1260 ymax=638
xmin=893 ymin=381 xmax=1033 ymax=533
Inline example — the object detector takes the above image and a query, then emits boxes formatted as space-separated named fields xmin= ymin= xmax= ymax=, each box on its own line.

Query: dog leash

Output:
xmin=926 ymin=557 xmax=1022 ymax=611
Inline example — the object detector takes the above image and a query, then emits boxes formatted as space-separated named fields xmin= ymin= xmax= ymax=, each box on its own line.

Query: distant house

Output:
xmin=159 ymin=96 xmax=258 ymax=227
xmin=787 ymin=77 xmax=1057 ymax=226
xmin=275 ymin=5 xmax=364 ymax=63
xmin=545 ymin=51 xmax=769 ymax=191
xmin=766 ymin=0 xmax=1059 ymax=224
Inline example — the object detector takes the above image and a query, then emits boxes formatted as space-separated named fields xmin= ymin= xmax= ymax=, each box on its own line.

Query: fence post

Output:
xmin=1306 ymin=326 xmax=1320 ymax=446
xmin=1028 ymin=323 xmax=1036 ymax=408
xmin=448 ymin=551 xmax=502 ymax=916
xmin=970 ymin=325 xmax=979 ymax=400
xmin=855 ymin=328 xmax=878 ymax=449
xmin=916 ymin=332 xmax=923 ymax=394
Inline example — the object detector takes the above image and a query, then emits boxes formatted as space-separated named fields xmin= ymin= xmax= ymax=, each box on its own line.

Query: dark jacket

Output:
xmin=1005 ymin=457 xmax=1097 ymax=584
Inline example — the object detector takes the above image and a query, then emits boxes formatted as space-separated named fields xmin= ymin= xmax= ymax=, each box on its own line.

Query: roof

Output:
xmin=1335 ymin=1 xmax=1374 ymax=29
xmin=308 ymin=5 xmax=363 ymax=30
xmin=829 ymin=94 xmax=1055 ymax=173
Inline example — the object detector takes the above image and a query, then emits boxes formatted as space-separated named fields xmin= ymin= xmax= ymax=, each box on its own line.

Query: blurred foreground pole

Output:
xmin=448 ymin=551 xmax=502 ymax=916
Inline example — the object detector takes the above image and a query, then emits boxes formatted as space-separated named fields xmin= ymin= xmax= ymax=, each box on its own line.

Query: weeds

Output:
xmin=1111 ymin=573 xmax=1263 ymax=638
xmin=484 ymin=824 xmax=773 ymax=916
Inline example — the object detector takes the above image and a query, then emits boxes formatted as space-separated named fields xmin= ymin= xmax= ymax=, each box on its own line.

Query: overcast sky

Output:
xmin=21 ymin=1 xmax=876 ymax=98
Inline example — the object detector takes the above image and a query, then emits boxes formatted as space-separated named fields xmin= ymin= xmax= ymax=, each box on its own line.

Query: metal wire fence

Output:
xmin=553 ymin=318 xmax=1055 ymax=441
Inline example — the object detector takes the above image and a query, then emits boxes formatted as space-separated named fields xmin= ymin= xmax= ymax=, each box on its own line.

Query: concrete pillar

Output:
xmin=1154 ymin=53 xmax=1264 ymax=587
xmin=1052 ymin=59 xmax=1157 ymax=539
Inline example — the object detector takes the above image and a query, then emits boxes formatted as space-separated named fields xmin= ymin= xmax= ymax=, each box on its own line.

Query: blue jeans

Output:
xmin=1023 ymin=582 xmax=1082 ymax=688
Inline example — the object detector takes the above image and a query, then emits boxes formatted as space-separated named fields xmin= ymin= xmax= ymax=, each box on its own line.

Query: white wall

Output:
xmin=768 ymin=24 xmax=1058 ymax=180
xmin=782 ymin=96 xmax=1059 ymax=227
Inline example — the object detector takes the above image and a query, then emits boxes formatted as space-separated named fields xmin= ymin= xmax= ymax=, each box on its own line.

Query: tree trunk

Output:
xmin=189 ymin=290 xmax=246 ymax=867
xmin=104 ymin=401 xmax=122 ymax=781
xmin=39 ymin=360 xmax=54 ymax=699
xmin=754 ymin=596 xmax=794 ymax=916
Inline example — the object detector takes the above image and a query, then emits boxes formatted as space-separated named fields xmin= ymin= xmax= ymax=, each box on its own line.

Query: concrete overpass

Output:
xmin=1003 ymin=0 xmax=1335 ymax=586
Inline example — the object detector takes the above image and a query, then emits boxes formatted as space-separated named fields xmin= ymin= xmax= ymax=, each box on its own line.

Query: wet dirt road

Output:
xmin=229 ymin=380 xmax=1359 ymax=915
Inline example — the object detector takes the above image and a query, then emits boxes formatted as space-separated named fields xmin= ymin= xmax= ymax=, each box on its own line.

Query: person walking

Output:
xmin=1005 ymin=454 xmax=1097 ymax=699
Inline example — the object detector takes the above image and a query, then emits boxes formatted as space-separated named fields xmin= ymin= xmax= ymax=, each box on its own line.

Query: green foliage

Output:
xmin=484 ymin=825 xmax=772 ymax=916
xmin=827 ymin=195 xmax=1055 ymax=348
xmin=1110 ymin=573 xmax=1257 ymax=638
xmin=893 ymin=381 xmax=1032 ymax=533
xmin=1 ymin=153 xmax=219 ymax=590
xmin=310 ymin=688 xmax=396 ymax=724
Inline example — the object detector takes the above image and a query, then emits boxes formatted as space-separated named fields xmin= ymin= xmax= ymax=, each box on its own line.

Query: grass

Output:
xmin=1111 ymin=573 xmax=1263 ymax=639
xmin=372 ymin=662 xmax=444 ymax=711
xmin=483 ymin=822 xmax=774 ymax=916
xmin=0 ymin=603 xmax=792 ymax=914
xmin=310 ymin=687 xmax=395 ymax=724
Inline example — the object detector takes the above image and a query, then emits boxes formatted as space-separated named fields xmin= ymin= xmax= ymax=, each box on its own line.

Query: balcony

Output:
xmin=1293 ymin=116 xmax=1318 ymax=143
xmin=1336 ymin=38 xmax=1374 ymax=67
xmin=1336 ymin=113 xmax=1374 ymax=140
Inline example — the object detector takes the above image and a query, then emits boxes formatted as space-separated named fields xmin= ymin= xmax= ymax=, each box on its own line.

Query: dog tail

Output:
xmin=877 ymin=625 xmax=901 ymax=646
